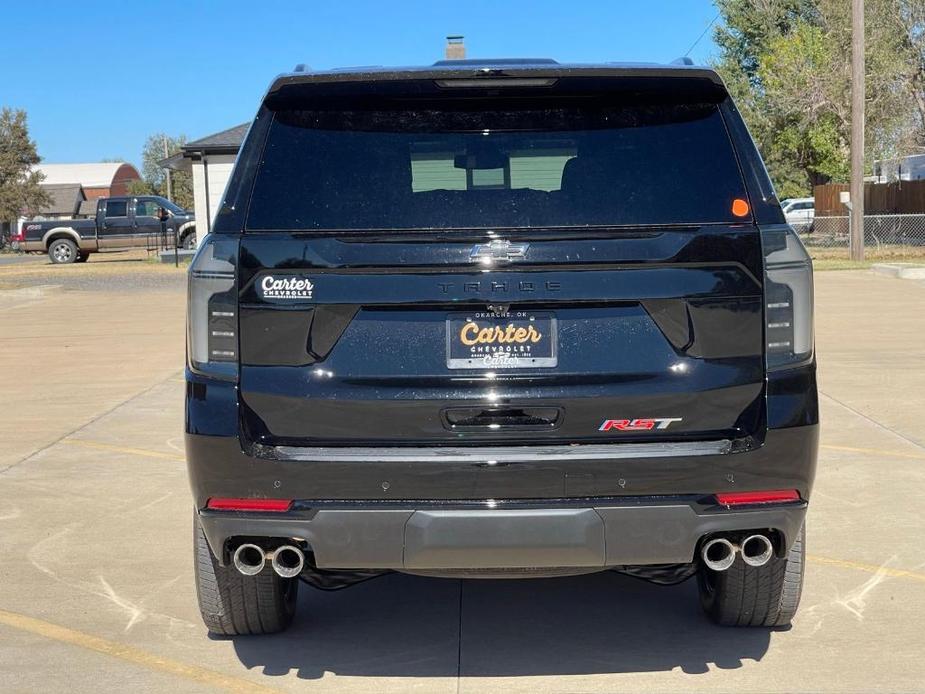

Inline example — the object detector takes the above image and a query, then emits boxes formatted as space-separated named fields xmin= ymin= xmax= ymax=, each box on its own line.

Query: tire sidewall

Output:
xmin=48 ymin=239 xmax=78 ymax=264
xmin=193 ymin=512 xmax=298 ymax=634
xmin=697 ymin=524 xmax=805 ymax=627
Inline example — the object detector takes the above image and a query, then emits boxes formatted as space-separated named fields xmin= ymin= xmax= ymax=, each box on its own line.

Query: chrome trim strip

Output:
xmin=268 ymin=439 xmax=732 ymax=463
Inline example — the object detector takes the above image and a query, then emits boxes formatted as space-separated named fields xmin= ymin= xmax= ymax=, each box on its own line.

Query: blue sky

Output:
xmin=3 ymin=0 xmax=720 ymax=167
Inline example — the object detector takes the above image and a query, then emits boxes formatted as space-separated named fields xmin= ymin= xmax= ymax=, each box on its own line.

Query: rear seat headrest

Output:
xmin=560 ymin=155 xmax=608 ymax=194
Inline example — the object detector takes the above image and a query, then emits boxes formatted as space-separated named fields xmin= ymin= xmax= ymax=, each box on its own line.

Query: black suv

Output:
xmin=186 ymin=59 xmax=817 ymax=634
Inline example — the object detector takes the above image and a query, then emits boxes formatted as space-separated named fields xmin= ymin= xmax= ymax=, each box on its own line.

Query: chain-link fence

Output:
xmin=799 ymin=214 xmax=925 ymax=260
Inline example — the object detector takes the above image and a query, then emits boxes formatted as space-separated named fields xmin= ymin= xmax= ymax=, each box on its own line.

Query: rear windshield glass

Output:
xmin=246 ymin=102 xmax=747 ymax=231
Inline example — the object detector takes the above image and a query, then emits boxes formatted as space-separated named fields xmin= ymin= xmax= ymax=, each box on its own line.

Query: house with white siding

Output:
xmin=160 ymin=124 xmax=248 ymax=243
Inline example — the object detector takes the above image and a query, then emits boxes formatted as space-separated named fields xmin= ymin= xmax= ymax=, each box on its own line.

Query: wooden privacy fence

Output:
xmin=814 ymin=180 xmax=925 ymax=215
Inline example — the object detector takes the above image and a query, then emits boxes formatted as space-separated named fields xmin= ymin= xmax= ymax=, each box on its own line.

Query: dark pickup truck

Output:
xmin=13 ymin=195 xmax=196 ymax=263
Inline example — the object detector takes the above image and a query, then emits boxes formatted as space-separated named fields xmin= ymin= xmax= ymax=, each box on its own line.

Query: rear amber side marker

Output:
xmin=206 ymin=498 xmax=292 ymax=512
xmin=731 ymin=198 xmax=751 ymax=217
xmin=715 ymin=490 xmax=801 ymax=506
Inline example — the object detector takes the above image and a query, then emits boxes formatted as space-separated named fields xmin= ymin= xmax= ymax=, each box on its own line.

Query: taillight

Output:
xmin=715 ymin=489 xmax=801 ymax=506
xmin=187 ymin=234 xmax=239 ymax=380
xmin=206 ymin=498 xmax=292 ymax=512
xmin=11 ymin=224 xmax=26 ymax=242
xmin=761 ymin=225 xmax=814 ymax=370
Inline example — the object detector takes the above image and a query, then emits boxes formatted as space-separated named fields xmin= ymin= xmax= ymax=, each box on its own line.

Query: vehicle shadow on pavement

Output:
xmin=230 ymin=570 xmax=772 ymax=680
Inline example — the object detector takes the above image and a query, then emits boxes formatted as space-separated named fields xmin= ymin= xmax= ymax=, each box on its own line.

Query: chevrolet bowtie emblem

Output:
xmin=469 ymin=239 xmax=530 ymax=264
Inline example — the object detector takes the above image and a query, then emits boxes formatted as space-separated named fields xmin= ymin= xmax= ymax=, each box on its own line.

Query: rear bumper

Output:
xmin=186 ymin=365 xmax=817 ymax=570
xmin=186 ymin=424 xmax=818 ymax=507
xmin=198 ymin=500 xmax=806 ymax=569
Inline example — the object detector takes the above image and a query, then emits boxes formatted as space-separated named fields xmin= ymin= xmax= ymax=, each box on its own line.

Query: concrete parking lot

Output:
xmin=0 ymin=254 xmax=923 ymax=693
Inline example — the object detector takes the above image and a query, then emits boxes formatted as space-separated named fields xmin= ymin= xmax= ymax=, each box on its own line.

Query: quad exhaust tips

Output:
xmin=701 ymin=534 xmax=774 ymax=571
xmin=232 ymin=543 xmax=305 ymax=578
xmin=271 ymin=545 xmax=305 ymax=578
xmin=740 ymin=534 xmax=774 ymax=567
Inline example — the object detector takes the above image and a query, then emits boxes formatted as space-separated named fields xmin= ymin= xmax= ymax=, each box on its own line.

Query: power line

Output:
xmin=684 ymin=12 xmax=720 ymax=58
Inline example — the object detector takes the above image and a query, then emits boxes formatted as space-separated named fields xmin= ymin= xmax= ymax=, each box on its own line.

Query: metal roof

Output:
xmin=33 ymin=163 xmax=137 ymax=188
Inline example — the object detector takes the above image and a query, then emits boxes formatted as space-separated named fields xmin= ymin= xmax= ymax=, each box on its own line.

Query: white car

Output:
xmin=781 ymin=197 xmax=815 ymax=231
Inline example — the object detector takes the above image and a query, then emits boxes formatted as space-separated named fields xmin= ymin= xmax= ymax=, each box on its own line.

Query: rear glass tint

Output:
xmin=246 ymin=103 xmax=747 ymax=231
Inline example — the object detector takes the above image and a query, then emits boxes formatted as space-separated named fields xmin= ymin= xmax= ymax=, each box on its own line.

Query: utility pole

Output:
xmin=162 ymin=136 xmax=173 ymax=203
xmin=850 ymin=0 xmax=865 ymax=261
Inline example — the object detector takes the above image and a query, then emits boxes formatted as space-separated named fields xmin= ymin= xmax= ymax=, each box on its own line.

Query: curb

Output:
xmin=871 ymin=263 xmax=925 ymax=280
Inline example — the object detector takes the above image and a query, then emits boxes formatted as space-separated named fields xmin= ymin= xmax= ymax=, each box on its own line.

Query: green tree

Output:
xmin=894 ymin=0 xmax=925 ymax=148
xmin=131 ymin=133 xmax=193 ymax=210
xmin=714 ymin=0 xmax=916 ymax=198
xmin=0 ymin=108 xmax=50 ymax=231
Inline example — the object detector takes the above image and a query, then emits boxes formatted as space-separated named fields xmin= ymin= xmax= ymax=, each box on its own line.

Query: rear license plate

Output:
xmin=446 ymin=311 xmax=557 ymax=369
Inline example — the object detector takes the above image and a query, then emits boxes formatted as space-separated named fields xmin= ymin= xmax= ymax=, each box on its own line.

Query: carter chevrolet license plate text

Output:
xmin=446 ymin=311 xmax=557 ymax=369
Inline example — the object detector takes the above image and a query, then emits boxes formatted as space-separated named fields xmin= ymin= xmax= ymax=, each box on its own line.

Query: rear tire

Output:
xmin=193 ymin=513 xmax=298 ymax=635
xmin=75 ymin=252 xmax=89 ymax=263
xmin=48 ymin=238 xmax=78 ymax=264
xmin=697 ymin=524 xmax=805 ymax=627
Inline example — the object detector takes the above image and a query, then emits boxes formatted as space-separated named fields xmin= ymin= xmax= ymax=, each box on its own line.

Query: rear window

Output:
xmin=246 ymin=102 xmax=747 ymax=231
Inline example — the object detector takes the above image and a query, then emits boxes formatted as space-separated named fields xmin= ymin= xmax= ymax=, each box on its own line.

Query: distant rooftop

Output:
xmin=33 ymin=162 xmax=139 ymax=188
xmin=183 ymin=124 xmax=249 ymax=152
xmin=37 ymin=183 xmax=85 ymax=216
xmin=160 ymin=123 xmax=249 ymax=172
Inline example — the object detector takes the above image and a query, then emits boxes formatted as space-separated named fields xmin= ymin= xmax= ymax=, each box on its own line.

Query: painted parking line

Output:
xmin=820 ymin=443 xmax=925 ymax=460
xmin=0 ymin=608 xmax=279 ymax=693
xmin=62 ymin=439 xmax=185 ymax=462
xmin=808 ymin=555 xmax=925 ymax=584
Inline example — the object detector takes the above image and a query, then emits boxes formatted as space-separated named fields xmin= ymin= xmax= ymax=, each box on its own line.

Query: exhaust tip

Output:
xmin=702 ymin=537 xmax=737 ymax=572
xmin=271 ymin=545 xmax=305 ymax=578
xmin=740 ymin=534 xmax=774 ymax=567
xmin=232 ymin=543 xmax=266 ymax=576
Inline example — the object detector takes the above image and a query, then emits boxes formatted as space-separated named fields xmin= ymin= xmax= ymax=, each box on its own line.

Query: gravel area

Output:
xmin=0 ymin=253 xmax=46 ymax=266
xmin=0 ymin=250 xmax=186 ymax=292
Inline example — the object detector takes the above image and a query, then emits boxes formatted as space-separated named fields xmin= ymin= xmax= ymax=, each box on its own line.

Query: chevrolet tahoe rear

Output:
xmin=185 ymin=59 xmax=818 ymax=634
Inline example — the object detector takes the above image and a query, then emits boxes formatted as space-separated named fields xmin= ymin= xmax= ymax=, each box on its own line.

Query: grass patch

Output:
xmin=807 ymin=246 xmax=925 ymax=270
xmin=812 ymin=258 xmax=875 ymax=271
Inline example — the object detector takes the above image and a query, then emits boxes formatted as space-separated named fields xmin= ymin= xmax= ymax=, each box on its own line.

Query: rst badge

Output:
xmin=599 ymin=418 xmax=682 ymax=432
xmin=257 ymin=274 xmax=314 ymax=302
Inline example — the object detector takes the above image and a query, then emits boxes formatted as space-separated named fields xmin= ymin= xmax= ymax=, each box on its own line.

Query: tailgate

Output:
xmin=231 ymin=80 xmax=767 ymax=448
xmin=237 ymin=228 xmax=765 ymax=446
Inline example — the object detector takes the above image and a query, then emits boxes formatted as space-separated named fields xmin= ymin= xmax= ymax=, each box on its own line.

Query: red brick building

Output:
xmin=33 ymin=162 xmax=141 ymax=199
